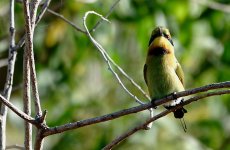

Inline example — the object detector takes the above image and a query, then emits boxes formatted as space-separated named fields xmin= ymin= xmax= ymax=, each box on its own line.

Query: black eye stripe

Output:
xmin=148 ymin=35 xmax=156 ymax=46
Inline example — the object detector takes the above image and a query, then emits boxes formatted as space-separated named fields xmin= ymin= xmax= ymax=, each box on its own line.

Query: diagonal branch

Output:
xmin=42 ymin=81 xmax=230 ymax=137
xmin=103 ymin=89 xmax=230 ymax=150
xmin=0 ymin=0 xmax=17 ymax=149
xmin=90 ymin=0 xmax=121 ymax=32
xmin=0 ymin=94 xmax=35 ymax=124
xmin=47 ymin=9 xmax=86 ymax=34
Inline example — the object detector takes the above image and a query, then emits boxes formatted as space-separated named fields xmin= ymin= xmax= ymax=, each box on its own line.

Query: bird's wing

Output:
xmin=175 ymin=61 xmax=185 ymax=86
xmin=143 ymin=64 xmax=148 ymax=85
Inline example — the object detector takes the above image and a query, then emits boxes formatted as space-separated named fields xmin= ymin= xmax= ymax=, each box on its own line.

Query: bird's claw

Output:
xmin=151 ymin=99 xmax=157 ymax=109
xmin=171 ymin=92 xmax=178 ymax=99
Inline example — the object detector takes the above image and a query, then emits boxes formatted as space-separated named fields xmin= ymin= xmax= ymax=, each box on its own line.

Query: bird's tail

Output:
xmin=164 ymin=97 xmax=188 ymax=118
xmin=164 ymin=98 xmax=188 ymax=132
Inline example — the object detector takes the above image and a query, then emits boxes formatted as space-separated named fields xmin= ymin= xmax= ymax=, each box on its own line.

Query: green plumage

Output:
xmin=144 ymin=26 xmax=187 ymax=119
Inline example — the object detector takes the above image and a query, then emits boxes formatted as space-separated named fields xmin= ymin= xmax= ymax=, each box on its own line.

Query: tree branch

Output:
xmin=28 ymin=0 xmax=43 ymax=118
xmin=90 ymin=0 xmax=121 ymax=32
xmin=0 ymin=0 xmax=17 ymax=148
xmin=42 ymin=81 xmax=230 ymax=137
xmin=14 ymin=0 xmax=52 ymax=50
xmin=22 ymin=0 xmax=33 ymax=149
xmin=23 ymin=49 xmax=32 ymax=150
xmin=0 ymin=94 xmax=35 ymax=125
xmin=103 ymin=89 xmax=230 ymax=150
xmin=47 ymin=9 xmax=86 ymax=34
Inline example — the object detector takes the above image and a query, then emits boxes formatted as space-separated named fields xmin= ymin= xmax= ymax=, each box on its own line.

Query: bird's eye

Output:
xmin=163 ymin=33 xmax=174 ymax=46
xmin=165 ymin=34 xmax=170 ymax=39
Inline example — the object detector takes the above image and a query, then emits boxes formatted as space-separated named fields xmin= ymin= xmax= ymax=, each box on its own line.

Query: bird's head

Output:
xmin=148 ymin=26 xmax=174 ymax=56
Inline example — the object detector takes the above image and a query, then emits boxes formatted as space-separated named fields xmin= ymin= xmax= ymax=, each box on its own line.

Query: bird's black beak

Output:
xmin=148 ymin=27 xmax=164 ymax=46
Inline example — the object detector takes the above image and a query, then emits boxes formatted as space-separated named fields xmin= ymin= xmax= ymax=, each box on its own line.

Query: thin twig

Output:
xmin=83 ymin=11 xmax=145 ymax=105
xmin=0 ymin=0 xmax=16 ymax=149
xmin=103 ymin=89 xmax=230 ymax=150
xmin=47 ymin=7 xmax=153 ymax=128
xmin=30 ymin=0 xmax=42 ymax=32
xmin=0 ymin=94 xmax=35 ymax=124
xmin=28 ymin=1 xmax=49 ymax=149
xmin=23 ymin=49 xmax=32 ymax=150
xmin=90 ymin=0 xmax=121 ymax=32
xmin=22 ymin=0 xmax=33 ymax=149
xmin=29 ymin=42 xmax=42 ymax=116
xmin=29 ymin=0 xmax=43 ymax=117
xmin=42 ymin=82 xmax=230 ymax=137
xmin=14 ymin=0 xmax=52 ymax=50
xmin=47 ymin=0 xmax=121 ymax=34
xmin=47 ymin=9 xmax=86 ymax=34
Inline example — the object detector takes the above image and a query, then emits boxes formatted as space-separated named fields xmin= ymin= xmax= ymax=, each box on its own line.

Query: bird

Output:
xmin=143 ymin=26 xmax=187 ymax=130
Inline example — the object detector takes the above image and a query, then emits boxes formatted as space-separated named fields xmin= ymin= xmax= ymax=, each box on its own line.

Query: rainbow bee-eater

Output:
xmin=144 ymin=26 xmax=187 ymax=126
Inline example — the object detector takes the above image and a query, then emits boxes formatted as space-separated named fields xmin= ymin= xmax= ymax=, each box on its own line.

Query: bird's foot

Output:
xmin=151 ymin=99 xmax=157 ymax=109
xmin=171 ymin=92 xmax=178 ymax=99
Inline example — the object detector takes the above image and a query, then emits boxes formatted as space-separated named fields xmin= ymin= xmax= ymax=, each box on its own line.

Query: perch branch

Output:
xmin=103 ymin=89 xmax=230 ymax=150
xmin=42 ymin=81 xmax=230 ymax=137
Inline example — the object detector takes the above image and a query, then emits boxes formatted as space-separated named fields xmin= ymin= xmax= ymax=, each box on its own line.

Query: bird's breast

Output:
xmin=146 ymin=57 xmax=184 ymax=99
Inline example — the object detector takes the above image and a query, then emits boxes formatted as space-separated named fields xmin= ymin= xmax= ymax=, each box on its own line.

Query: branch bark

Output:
xmin=103 ymin=89 xmax=230 ymax=150
xmin=0 ymin=0 xmax=16 ymax=149
xmin=22 ymin=0 xmax=33 ymax=149
xmin=0 ymin=94 xmax=35 ymax=124
xmin=41 ymin=81 xmax=230 ymax=137
xmin=15 ymin=0 xmax=52 ymax=50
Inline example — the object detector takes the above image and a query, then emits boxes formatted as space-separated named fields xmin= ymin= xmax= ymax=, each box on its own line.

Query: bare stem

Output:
xmin=0 ymin=0 xmax=16 ymax=149
xmin=90 ymin=0 xmax=121 ymax=32
xmin=42 ymin=82 xmax=230 ymax=137
xmin=0 ymin=94 xmax=35 ymax=124
xmin=34 ymin=130 xmax=44 ymax=150
xmin=47 ymin=9 xmax=86 ymax=34
xmin=23 ymin=49 xmax=32 ymax=150
xmin=30 ymin=0 xmax=42 ymax=32
xmin=22 ymin=0 xmax=33 ymax=149
xmin=103 ymin=89 xmax=230 ymax=149
xmin=15 ymin=0 xmax=52 ymax=50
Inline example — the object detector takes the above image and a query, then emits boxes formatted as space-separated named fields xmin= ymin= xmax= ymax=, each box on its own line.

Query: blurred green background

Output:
xmin=0 ymin=0 xmax=230 ymax=149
